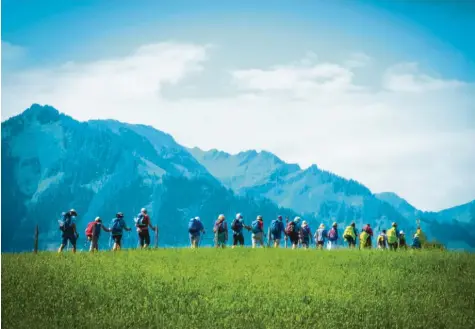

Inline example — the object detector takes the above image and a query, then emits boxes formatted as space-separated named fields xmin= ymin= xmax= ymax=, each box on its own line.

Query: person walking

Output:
xmin=299 ymin=221 xmax=312 ymax=249
xmin=251 ymin=215 xmax=265 ymax=248
xmin=135 ymin=208 xmax=157 ymax=249
xmin=314 ymin=224 xmax=327 ymax=250
xmin=110 ymin=212 xmax=131 ymax=251
xmin=230 ymin=213 xmax=250 ymax=248
xmin=188 ymin=216 xmax=205 ymax=248
xmin=270 ymin=215 xmax=285 ymax=248
xmin=327 ymin=222 xmax=339 ymax=250
xmin=213 ymin=214 xmax=228 ymax=248
xmin=343 ymin=222 xmax=357 ymax=248
xmin=85 ymin=217 xmax=111 ymax=252
xmin=58 ymin=209 xmax=79 ymax=253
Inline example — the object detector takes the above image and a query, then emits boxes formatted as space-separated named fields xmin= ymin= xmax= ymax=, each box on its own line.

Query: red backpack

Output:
xmin=285 ymin=222 xmax=295 ymax=235
xmin=85 ymin=222 xmax=95 ymax=237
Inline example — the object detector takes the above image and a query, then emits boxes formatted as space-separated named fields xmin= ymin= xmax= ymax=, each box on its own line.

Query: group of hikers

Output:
xmin=57 ymin=208 xmax=428 ymax=252
xmin=58 ymin=208 xmax=157 ymax=253
xmin=189 ymin=213 xmax=428 ymax=250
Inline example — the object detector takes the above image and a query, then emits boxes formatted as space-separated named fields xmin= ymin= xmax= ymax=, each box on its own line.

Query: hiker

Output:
xmin=327 ymin=222 xmax=339 ymax=250
xmin=285 ymin=217 xmax=300 ymax=249
xmin=251 ymin=215 xmax=265 ymax=248
xmin=299 ymin=221 xmax=312 ymax=249
xmin=314 ymin=224 xmax=327 ymax=249
xmin=188 ymin=216 xmax=205 ymax=248
xmin=398 ymin=230 xmax=407 ymax=250
xmin=85 ymin=217 xmax=111 ymax=252
xmin=387 ymin=222 xmax=400 ymax=251
xmin=412 ymin=226 xmax=426 ymax=249
xmin=377 ymin=230 xmax=387 ymax=249
xmin=270 ymin=215 xmax=285 ymax=248
xmin=110 ymin=212 xmax=131 ymax=251
xmin=415 ymin=226 xmax=427 ymax=247
xmin=135 ymin=208 xmax=157 ymax=249
xmin=213 ymin=214 xmax=228 ymax=248
xmin=359 ymin=229 xmax=371 ymax=249
xmin=58 ymin=209 xmax=79 ymax=253
xmin=363 ymin=224 xmax=373 ymax=248
xmin=343 ymin=222 xmax=357 ymax=248
xmin=231 ymin=213 xmax=250 ymax=248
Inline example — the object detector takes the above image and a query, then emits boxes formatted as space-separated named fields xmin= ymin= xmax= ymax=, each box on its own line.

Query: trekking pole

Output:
xmin=34 ymin=224 xmax=39 ymax=254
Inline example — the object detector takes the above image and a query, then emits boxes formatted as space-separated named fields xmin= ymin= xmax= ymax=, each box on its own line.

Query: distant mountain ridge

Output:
xmin=2 ymin=104 xmax=474 ymax=251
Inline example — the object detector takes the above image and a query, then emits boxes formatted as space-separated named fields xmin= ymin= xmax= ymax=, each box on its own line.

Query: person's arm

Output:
xmin=224 ymin=222 xmax=228 ymax=241
xmin=102 ymin=224 xmax=111 ymax=233
xmin=148 ymin=218 xmax=157 ymax=232
xmin=123 ymin=220 xmax=131 ymax=232
xmin=73 ymin=223 xmax=78 ymax=237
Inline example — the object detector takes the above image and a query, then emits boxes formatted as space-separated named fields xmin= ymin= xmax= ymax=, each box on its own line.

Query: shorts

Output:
xmin=113 ymin=235 xmax=123 ymax=246
xmin=61 ymin=235 xmax=77 ymax=247
xmin=252 ymin=232 xmax=264 ymax=245
xmin=271 ymin=233 xmax=282 ymax=241
xmin=388 ymin=242 xmax=398 ymax=250
xmin=138 ymin=231 xmax=150 ymax=247
xmin=345 ymin=236 xmax=356 ymax=247
xmin=289 ymin=233 xmax=299 ymax=245
xmin=301 ymin=237 xmax=310 ymax=246
xmin=233 ymin=233 xmax=244 ymax=246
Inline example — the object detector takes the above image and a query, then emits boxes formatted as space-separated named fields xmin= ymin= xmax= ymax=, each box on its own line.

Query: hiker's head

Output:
xmin=392 ymin=222 xmax=397 ymax=227
xmin=319 ymin=223 xmax=325 ymax=229
xmin=366 ymin=224 xmax=371 ymax=227
xmin=382 ymin=230 xmax=387 ymax=234
xmin=141 ymin=208 xmax=147 ymax=214
xmin=95 ymin=217 xmax=101 ymax=223
xmin=302 ymin=221 xmax=308 ymax=226
xmin=332 ymin=222 xmax=337 ymax=227
xmin=399 ymin=230 xmax=405 ymax=235
xmin=257 ymin=215 xmax=263 ymax=221
xmin=294 ymin=216 xmax=301 ymax=223
xmin=218 ymin=214 xmax=225 ymax=221
xmin=69 ymin=209 xmax=77 ymax=216
xmin=278 ymin=215 xmax=283 ymax=220
xmin=195 ymin=216 xmax=200 ymax=221
xmin=351 ymin=222 xmax=356 ymax=227
xmin=116 ymin=212 xmax=124 ymax=218
xmin=236 ymin=213 xmax=243 ymax=220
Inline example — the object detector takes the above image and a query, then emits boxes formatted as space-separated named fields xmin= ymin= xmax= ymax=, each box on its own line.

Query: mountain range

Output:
xmin=2 ymin=104 xmax=474 ymax=251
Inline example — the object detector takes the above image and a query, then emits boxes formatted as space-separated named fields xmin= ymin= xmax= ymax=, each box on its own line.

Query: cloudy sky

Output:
xmin=2 ymin=0 xmax=474 ymax=211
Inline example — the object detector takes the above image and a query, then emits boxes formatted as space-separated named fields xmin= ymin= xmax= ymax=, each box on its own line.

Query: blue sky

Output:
xmin=2 ymin=0 xmax=475 ymax=210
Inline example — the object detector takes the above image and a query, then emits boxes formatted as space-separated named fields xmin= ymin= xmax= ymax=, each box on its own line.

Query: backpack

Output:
xmin=251 ymin=220 xmax=262 ymax=234
xmin=215 ymin=221 xmax=226 ymax=233
xmin=188 ymin=219 xmax=201 ymax=234
xmin=301 ymin=226 xmax=310 ymax=237
xmin=111 ymin=218 xmax=123 ymax=235
xmin=59 ymin=213 xmax=73 ymax=233
xmin=85 ymin=222 xmax=95 ymax=237
xmin=328 ymin=228 xmax=337 ymax=240
xmin=135 ymin=214 xmax=146 ymax=227
xmin=343 ymin=226 xmax=355 ymax=239
xmin=270 ymin=220 xmax=281 ymax=235
xmin=387 ymin=228 xmax=397 ymax=244
xmin=231 ymin=219 xmax=242 ymax=232
xmin=285 ymin=222 xmax=295 ymax=235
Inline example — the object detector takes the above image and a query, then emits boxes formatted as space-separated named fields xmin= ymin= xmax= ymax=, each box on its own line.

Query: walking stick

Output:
xmin=155 ymin=227 xmax=159 ymax=249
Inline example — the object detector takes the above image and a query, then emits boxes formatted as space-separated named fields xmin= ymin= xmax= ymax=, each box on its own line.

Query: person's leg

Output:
xmin=238 ymin=233 xmax=244 ymax=246
xmin=70 ymin=236 xmax=77 ymax=254
xmin=232 ymin=234 xmax=238 ymax=249
xmin=251 ymin=235 xmax=257 ymax=249
xmin=143 ymin=231 xmax=150 ymax=249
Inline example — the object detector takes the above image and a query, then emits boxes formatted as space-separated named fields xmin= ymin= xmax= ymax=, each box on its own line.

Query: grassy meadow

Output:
xmin=2 ymin=248 xmax=475 ymax=329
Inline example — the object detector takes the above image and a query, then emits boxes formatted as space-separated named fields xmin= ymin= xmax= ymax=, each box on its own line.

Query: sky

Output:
xmin=1 ymin=0 xmax=475 ymax=211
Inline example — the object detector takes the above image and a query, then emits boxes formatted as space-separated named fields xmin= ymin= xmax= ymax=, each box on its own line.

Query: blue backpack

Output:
xmin=59 ymin=213 xmax=74 ymax=233
xmin=270 ymin=220 xmax=281 ymax=235
xmin=188 ymin=219 xmax=201 ymax=234
xmin=111 ymin=218 xmax=123 ymax=235
xmin=251 ymin=220 xmax=262 ymax=234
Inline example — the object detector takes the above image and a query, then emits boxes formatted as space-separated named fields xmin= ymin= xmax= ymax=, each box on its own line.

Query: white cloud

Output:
xmin=2 ymin=42 xmax=474 ymax=211
xmin=231 ymin=54 xmax=359 ymax=96
xmin=1 ymin=41 xmax=27 ymax=62
xmin=344 ymin=52 xmax=372 ymax=68
xmin=383 ymin=62 xmax=466 ymax=93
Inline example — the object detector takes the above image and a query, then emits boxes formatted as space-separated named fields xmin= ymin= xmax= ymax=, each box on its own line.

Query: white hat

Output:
xmin=141 ymin=208 xmax=147 ymax=213
xmin=195 ymin=216 xmax=200 ymax=221
xmin=236 ymin=213 xmax=243 ymax=220
xmin=294 ymin=216 xmax=301 ymax=222
xmin=399 ymin=230 xmax=405 ymax=235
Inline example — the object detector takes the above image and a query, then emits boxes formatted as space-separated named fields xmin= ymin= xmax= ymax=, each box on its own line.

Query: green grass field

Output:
xmin=2 ymin=248 xmax=475 ymax=329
